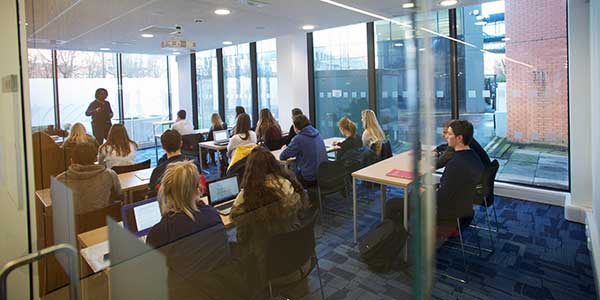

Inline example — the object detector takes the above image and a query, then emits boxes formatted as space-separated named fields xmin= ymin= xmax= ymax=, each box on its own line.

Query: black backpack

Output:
xmin=358 ymin=219 xmax=408 ymax=272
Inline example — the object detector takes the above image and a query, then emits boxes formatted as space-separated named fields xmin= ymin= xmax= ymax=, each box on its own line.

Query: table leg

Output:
xmin=353 ymin=177 xmax=357 ymax=243
xmin=380 ymin=184 xmax=386 ymax=222
xmin=403 ymin=186 xmax=408 ymax=260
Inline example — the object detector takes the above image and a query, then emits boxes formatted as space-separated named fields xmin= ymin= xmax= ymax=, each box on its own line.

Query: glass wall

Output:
xmin=223 ymin=44 xmax=252 ymax=126
xmin=28 ymin=48 xmax=55 ymax=129
xmin=256 ymin=39 xmax=278 ymax=119
xmin=195 ymin=50 xmax=219 ymax=129
xmin=458 ymin=1 xmax=569 ymax=190
xmin=374 ymin=11 xmax=452 ymax=152
xmin=313 ymin=23 xmax=369 ymax=138
xmin=56 ymin=50 xmax=119 ymax=133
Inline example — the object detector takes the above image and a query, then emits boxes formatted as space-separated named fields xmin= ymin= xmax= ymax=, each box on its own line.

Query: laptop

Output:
xmin=207 ymin=175 xmax=240 ymax=215
xmin=121 ymin=198 xmax=162 ymax=237
xmin=213 ymin=130 xmax=229 ymax=146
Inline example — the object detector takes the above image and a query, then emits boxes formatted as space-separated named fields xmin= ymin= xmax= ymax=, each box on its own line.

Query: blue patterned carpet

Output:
xmin=136 ymin=147 xmax=596 ymax=300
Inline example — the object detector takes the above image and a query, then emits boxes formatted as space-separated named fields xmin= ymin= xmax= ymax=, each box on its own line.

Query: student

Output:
xmin=361 ymin=109 xmax=386 ymax=157
xmin=206 ymin=113 xmax=228 ymax=165
xmin=98 ymin=124 xmax=137 ymax=169
xmin=56 ymin=143 xmax=122 ymax=214
xmin=434 ymin=119 xmax=491 ymax=169
xmin=62 ymin=122 xmax=99 ymax=153
xmin=227 ymin=113 xmax=257 ymax=159
xmin=231 ymin=146 xmax=309 ymax=287
xmin=385 ymin=120 xmax=484 ymax=231
xmin=332 ymin=117 xmax=363 ymax=160
xmin=146 ymin=161 xmax=230 ymax=271
xmin=256 ymin=108 xmax=283 ymax=150
xmin=285 ymin=108 xmax=303 ymax=146
xmin=231 ymin=106 xmax=246 ymax=133
xmin=172 ymin=110 xmax=194 ymax=135
xmin=147 ymin=129 xmax=201 ymax=198
xmin=279 ymin=114 xmax=327 ymax=187
xmin=85 ymin=88 xmax=114 ymax=144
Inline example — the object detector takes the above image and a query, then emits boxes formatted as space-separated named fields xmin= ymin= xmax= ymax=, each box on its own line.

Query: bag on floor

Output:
xmin=358 ymin=219 xmax=408 ymax=272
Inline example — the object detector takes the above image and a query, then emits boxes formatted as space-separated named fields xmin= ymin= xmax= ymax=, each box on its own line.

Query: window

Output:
xmin=222 ymin=44 xmax=252 ymax=126
xmin=313 ymin=23 xmax=369 ymax=139
xmin=28 ymin=48 xmax=55 ymax=129
xmin=257 ymin=39 xmax=278 ymax=119
xmin=56 ymin=50 xmax=119 ymax=133
xmin=122 ymin=54 xmax=170 ymax=147
xmin=195 ymin=50 xmax=219 ymax=129
xmin=458 ymin=1 xmax=569 ymax=190
xmin=375 ymin=12 xmax=453 ymax=152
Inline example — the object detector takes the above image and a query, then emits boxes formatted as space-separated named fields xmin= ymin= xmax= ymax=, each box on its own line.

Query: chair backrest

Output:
xmin=484 ymin=159 xmax=500 ymax=202
xmin=316 ymin=160 xmax=348 ymax=193
xmin=112 ymin=159 xmax=151 ymax=175
xmin=265 ymin=212 xmax=318 ymax=280
xmin=181 ymin=133 xmax=205 ymax=154
xmin=380 ymin=140 xmax=393 ymax=160
xmin=340 ymin=146 xmax=378 ymax=173
xmin=75 ymin=202 xmax=122 ymax=234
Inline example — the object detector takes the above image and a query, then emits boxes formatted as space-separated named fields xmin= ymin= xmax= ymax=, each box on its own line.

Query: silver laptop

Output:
xmin=213 ymin=130 xmax=229 ymax=145
xmin=207 ymin=175 xmax=240 ymax=215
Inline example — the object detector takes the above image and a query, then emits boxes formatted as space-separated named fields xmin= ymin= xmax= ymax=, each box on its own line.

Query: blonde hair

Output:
xmin=66 ymin=123 xmax=89 ymax=144
xmin=211 ymin=113 xmax=223 ymax=128
xmin=158 ymin=161 xmax=200 ymax=221
xmin=361 ymin=109 xmax=385 ymax=142
xmin=338 ymin=117 xmax=357 ymax=136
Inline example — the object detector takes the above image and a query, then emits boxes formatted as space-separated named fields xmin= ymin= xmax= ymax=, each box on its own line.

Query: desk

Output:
xmin=153 ymin=124 xmax=209 ymax=161
xmin=351 ymin=151 xmax=428 ymax=243
xmin=271 ymin=137 xmax=344 ymax=165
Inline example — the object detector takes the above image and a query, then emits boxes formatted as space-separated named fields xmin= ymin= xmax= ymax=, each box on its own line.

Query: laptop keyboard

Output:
xmin=216 ymin=201 xmax=234 ymax=215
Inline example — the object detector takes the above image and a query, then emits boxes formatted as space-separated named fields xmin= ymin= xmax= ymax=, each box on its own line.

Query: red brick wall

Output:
xmin=505 ymin=0 xmax=568 ymax=145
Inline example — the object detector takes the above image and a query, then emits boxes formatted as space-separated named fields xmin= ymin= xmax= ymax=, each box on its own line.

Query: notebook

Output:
xmin=386 ymin=169 xmax=417 ymax=179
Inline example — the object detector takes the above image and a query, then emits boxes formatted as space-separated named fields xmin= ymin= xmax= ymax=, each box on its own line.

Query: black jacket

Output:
xmin=285 ymin=124 xmax=296 ymax=146
xmin=85 ymin=100 xmax=113 ymax=125
xmin=147 ymin=154 xmax=202 ymax=198
xmin=335 ymin=135 xmax=363 ymax=161
xmin=435 ymin=138 xmax=491 ymax=169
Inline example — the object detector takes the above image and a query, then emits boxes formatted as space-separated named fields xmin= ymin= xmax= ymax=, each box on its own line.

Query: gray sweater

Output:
xmin=56 ymin=164 xmax=123 ymax=214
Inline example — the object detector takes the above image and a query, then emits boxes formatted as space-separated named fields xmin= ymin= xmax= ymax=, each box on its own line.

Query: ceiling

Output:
xmin=25 ymin=0 xmax=490 ymax=54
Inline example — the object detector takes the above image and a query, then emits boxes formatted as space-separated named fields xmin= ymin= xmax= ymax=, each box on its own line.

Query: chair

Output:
xmin=264 ymin=212 xmax=324 ymax=300
xmin=181 ymin=133 xmax=205 ymax=158
xmin=380 ymin=140 xmax=393 ymax=160
xmin=111 ymin=159 xmax=151 ymax=175
xmin=315 ymin=160 xmax=350 ymax=218
xmin=470 ymin=159 xmax=501 ymax=250
xmin=436 ymin=216 xmax=474 ymax=284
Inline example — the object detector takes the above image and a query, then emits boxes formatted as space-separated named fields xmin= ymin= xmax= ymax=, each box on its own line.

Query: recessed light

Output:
xmin=418 ymin=48 xmax=425 ymax=51
xmin=141 ymin=33 xmax=154 ymax=38
xmin=302 ymin=25 xmax=315 ymax=30
xmin=214 ymin=9 xmax=231 ymax=15
xmin=173 ymin=51 xmax=181 ymax=55
xmin=502 ymin=37 xmax=510 ymax=41
xmin=100 ymin=47 xmax=110 ymax=51
xmin=439 ymin=0 xmax=458 ymax=6
xmin=402 ymin=3 xmax=415 ymax=8
xmin=394 ymin=43 xmax=404 ymax=47
xmin=222 ymin=41 xmax=233 ymax=45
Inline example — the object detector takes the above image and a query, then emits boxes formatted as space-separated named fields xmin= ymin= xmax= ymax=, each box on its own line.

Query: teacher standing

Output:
xmin=85 ymin=88 xmax=113 ymax=144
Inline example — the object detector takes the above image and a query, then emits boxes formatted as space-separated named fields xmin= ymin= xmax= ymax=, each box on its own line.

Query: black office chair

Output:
xmin=315 ymin=160 xmax=350 ymax=218
xmin=111 ymin=159 xmax=151 ymax=175
xmin=471 ymin=159 xmax=501 ymax=250
xmin=264 ymin=212 xmax=324 ymax=300
xmin=181 ymin=133 xmax=205 ymax=158
xmin=436 ymin=215 xmax=475 ymax=284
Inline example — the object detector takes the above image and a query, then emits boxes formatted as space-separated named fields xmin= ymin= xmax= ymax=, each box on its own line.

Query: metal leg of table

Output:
xmin=380 ymin=184 xmax=386 ymax=222
xmin=403 ymin=186 xmax=409 ymax=260
xmin=353 ymin=177 xmax=357 ymax=243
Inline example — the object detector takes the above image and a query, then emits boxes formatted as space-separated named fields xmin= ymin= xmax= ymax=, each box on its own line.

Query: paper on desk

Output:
xmin=135 ymin=169 xmax=153 ymax=181
xmin=81 ymin=241 xmax=110 ymax=273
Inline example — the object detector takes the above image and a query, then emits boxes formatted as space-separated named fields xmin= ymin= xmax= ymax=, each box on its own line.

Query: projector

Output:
xmin=160 ymin=25 xmax=196 ymax=50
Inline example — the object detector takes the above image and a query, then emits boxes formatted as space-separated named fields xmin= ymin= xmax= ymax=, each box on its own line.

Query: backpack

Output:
xmin=358 ymin=219 xmax=408 ymax=272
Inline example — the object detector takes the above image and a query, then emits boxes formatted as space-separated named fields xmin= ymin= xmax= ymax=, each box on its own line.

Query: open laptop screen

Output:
xmin=214 ymin=130 xmax=228 ymax=142
xmin=122 ymin=198 xmax=162 ymax=237
xmin=207 ymin=176 xmax=239 ymax=206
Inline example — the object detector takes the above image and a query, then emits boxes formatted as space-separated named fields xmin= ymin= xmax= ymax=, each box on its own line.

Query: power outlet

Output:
xmin=2 ymin=74 xmax=18 ymax=93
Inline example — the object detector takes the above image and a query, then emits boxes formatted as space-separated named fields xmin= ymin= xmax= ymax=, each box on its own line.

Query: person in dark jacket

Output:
xmin=333 ymin=117 xmax=363 ymax=161
xmin=147 ymin=129 xmax=201 ymax=198
xmin=434 ymin=120 xmax=491 ymax=169
xmin=280 ymin=114 xmax=327 ymax=187
xmin=85 ymin=88 xmax=113 ymax=144
xmin=284 ymin=108 xmax=304 ymax=146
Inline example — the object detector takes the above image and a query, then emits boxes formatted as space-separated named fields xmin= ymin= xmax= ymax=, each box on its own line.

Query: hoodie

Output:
xmin=279 ymin=125 xmax=327 ymax=182
xmin=55 ymin=164 xmax=122 ymax=214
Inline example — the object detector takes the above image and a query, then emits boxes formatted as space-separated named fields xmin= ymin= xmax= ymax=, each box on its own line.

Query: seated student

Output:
xmin=361 ymin=109 xmax=386 ymax=157
xmin=171 ymin=109 xmax=194 ymax=135
xmin=385 ymin=120 xmax=484 ymax=233
xmin=56 ymin=143 xmax=122 ymax=214
xmin=279 ymin=114 xmax=327 ymax=187
xmin=231 ymin=146 xmax=309 ymax=287
xmin=231 ymin=106 xmax=246 ymax=133
xmin=332 ymin=117 xmax=363 ymax=160
xmin=227 ymin=113 xmax=257 ymax=159
xmin=206 ymin=113 xmax=228 ymax=165
xmin=98 ymin=124 xmax=137 ymax=169
xmin=147 ymin=129 xmax=201 ymax=198
xmin=434 ymin=119 xmax=491 ymax=170
xmin=256 ymin=108 xmax=283 ymax=150
xmin=285 ymin=108 xmax=303 ymax=146
xmin=62 ymin=122 xmax=99 ymax=159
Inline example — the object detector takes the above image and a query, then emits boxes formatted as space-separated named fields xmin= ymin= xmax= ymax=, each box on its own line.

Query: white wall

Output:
xmin=590 ymin=0 xmax=600 ymax=235
xmin=276 ymin=34 xmax=310 ymax=131
xmin=0 ymin=0 xmax=33 ymax=299
xmin=565 ymin=0 xmax=592 ymax=223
